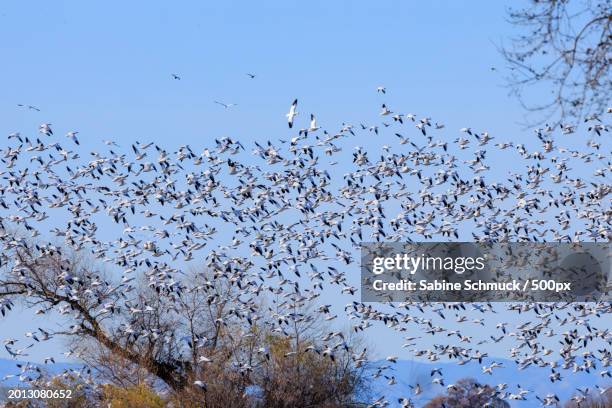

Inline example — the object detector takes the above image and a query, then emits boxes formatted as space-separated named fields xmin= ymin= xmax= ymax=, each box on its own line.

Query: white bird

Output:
xmin=39 ymin=123 xmax=53 ymax=136
xmin=409 ymin=383 xmax=422 ymax=396
xmin=66 ymin=131 xmax=79 ymax=145
xmin=193 ymin=380 xmax=207 ymax=391
xmin=198 ymin=356 xmax=213 ymax=363
xmin=380 ymin=104 xmax=392 ymax=116
xmin=214 ymin=101 xmax=237 ymax=109
xmin=300 ymin=114 xmax=320 ymax=136
xmin=286 ymin=99 xmax=298 ymax=128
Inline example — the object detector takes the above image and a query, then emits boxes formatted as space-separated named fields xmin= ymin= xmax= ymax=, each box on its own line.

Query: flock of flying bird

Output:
xmin=0 ymin=87 xmax=611 ymax=407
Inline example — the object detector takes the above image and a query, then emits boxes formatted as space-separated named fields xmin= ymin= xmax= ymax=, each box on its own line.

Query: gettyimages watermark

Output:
xmin=360 ymin=242 xmax=611 ymax=302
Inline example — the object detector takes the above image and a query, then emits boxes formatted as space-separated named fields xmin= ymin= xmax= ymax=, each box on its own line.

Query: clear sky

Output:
xmin=0 ymin=0 xmax=603 ymax=366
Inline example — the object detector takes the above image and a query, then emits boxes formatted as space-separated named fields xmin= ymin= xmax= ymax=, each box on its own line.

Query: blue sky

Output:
xmin=0 ymin=0 xmax=604 ymax=367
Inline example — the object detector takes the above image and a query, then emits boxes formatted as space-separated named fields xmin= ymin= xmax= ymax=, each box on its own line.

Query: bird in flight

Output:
xmin=380 ymin=104 xmax=392 ymax=116
xmin=299 ymin=114 xmax=320 ymax=136
xmin=66 ymin=131 xmax=80 ymax=145
xmin=171 ymin=74 xmax=181 ymax=80
xmin=286 ymin=99 xmax=298 ymax=128
xmin=214 ymin=101 xmax=238 ymax=109
xmin=246 ymin=73 xmax=256 ymax=79
xmin=17 ymin=104 xmax=41 ymax=112
xmin=377 ymin=86 xmax=386 ymax=94
xmin=38 ymin=123 xmax=53 ymax=136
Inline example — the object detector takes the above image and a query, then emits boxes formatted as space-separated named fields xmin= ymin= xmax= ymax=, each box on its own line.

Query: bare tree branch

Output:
xmin=502 ymin=0 xmax=611 ymax=127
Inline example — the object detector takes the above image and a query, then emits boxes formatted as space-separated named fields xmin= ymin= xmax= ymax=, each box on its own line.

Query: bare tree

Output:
xmin=501 ymin=0 xmax=611 ymax=126
xmin=423 ymin=378 xmax=510 ymax=408
xmin=0 ymin=239 xmax=369 ymax=407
